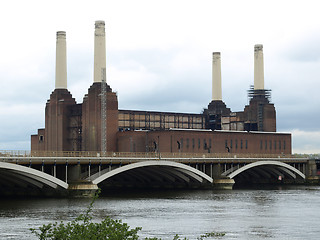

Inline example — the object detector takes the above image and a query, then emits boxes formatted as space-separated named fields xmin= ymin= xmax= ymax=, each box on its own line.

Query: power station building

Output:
xmin=31 ymin=21 xmax=291 ymax=155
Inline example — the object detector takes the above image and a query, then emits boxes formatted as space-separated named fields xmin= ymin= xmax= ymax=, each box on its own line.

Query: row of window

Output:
xmin=177 ymin=138 xmax=249 ymax=151
xmin=177 ymin=138 xmax=286 ymax=152
xmin=225 ymin=139 xmax=248 ymax=151
xmin=119 ymin=121 xmax=203 ymax=129
xmin=119 ymin=113 xmax=204 ymax=123
xmin=178 ymin=138 xmax=212 ymax=150
xmin=260 ymin=140 xmax=286 ymax=151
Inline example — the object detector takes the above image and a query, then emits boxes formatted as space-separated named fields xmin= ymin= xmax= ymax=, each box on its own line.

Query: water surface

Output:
xmin=0 ymin=186 xmax=319 ymax=239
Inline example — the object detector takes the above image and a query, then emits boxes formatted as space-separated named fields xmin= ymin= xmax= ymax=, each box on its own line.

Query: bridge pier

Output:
xmin=212 ymin=163 xmax=222 ymax=178
xmin=306 ymin=160 xmax=320 ymax=184
xmin=212 ymin=178 xmax=235 ymax=190
xmin=66 ymin=164 xmax=99 ymax=197
xmin=68 ymin=181 xmax=98 ymax=197
xmin=68 ymin=164 xmax=81 ymax=181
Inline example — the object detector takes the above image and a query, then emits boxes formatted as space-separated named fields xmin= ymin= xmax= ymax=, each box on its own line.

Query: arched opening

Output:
xmin=0 ymin=162 xmax=68 ymax=197
xmin=227 ymin=161 xmax=305 ymax=189
xmin=91 ymin=161 xmax=213 ymax=191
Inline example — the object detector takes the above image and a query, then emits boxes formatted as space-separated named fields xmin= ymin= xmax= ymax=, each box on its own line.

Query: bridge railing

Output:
xmin=0 ymin=150 xmax=31 ymax=157
xmin=0 ymin=150 xmax=306 ymax=159
xmin=159 ymin=152 xmax=294 ymax=159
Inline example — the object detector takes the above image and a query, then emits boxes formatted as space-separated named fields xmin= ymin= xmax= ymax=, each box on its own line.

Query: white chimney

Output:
xmin=55 ymin=31 xmax=67 ymax=89
xmin=212 ymin=52 xmax=222 ymax=101
xmin=254 ymin=44 xmax=264 ymax=90
xmin=93 ymin=20 xmax=106 ymax=83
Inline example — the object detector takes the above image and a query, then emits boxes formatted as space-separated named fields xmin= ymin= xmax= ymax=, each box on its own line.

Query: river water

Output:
xmin=0 ymin=186 xmax=319 ymax=239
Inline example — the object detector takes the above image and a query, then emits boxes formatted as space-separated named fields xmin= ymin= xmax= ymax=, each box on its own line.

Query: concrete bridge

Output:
xmin=0 ymin=151 xmax=318 ymax=197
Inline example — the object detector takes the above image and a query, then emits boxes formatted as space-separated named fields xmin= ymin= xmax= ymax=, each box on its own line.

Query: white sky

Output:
xmin=0 ymin=0 xmax=320 ymax=153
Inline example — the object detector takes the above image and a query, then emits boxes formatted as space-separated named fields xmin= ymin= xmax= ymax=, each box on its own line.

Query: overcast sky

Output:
xmin=0 ymin=0 xmax=320 ymax=153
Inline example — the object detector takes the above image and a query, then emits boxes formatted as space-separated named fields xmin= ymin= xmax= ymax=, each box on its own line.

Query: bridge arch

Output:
xmin=0 ymin=162 xmax=68 ymax=191
xmin=227 ymin=161 xmax=305 ymax=180
xmin=91 ymin=160 xmax=213 ymax=188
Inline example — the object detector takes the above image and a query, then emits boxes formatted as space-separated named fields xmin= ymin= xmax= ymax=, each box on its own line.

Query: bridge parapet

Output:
xmin=0 ymin=156 xmax=309 ymax=166
xmin=0 ymin=150 xmax=309 ymax=159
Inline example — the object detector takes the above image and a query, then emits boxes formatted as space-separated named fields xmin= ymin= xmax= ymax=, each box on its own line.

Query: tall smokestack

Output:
xmin=212 ymin=52 xmax=222 ymax=101
xmin=94 ymin=20 xmax=106 ymax=83
xmin=254 ymin=44 xmax=264 ymax=90
xmin=55 ymin=31 xmax=67 ymax=89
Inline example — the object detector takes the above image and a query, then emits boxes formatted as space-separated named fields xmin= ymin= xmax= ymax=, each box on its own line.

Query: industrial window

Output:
xmin=230 ymin=140 xmax=233 ymax=149
xmin=177 ymin=140 xmax=181 ymax=150
xmin=279 ymin=140 xmax=281 ymax=150
xmin=240 ymin=139 xmax=243 ymax=149
xmin=186 ymin=138 xmax=189 ymax=149
xmin=198 ymin=139 xmax=201 ymax=149
xmin=225 ymin=140 xmax=228 ymax=148
xmin=283 ymin=141 xmax=286 ymax=150
xmin=192 ymin=138 xmax=195 ymax=149
xmin=274 ymin=141 xmax=277 ymax=150
xmin=209 ymin=139 xmax=212 ymax=148
xmin=39 ymin=135 xmax=44 ymax=142
xmin=203 ymin=139 xmax=207 ymax=150
xmin=181 ymin=138 xmax=183 ymax=149
xmin=270 ymin=140 xmax=272 ymax=150
xmin=235 ymin=139 xmax=238 ymax=149
xmin=260 ymin=140 xmax=263 ymax=150
xmin=245 ymin=140 xmax=248 ymax=149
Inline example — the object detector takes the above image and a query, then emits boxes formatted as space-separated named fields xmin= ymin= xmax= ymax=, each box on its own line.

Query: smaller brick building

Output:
xmin=117 ymin=129 xmax=291 ymax=155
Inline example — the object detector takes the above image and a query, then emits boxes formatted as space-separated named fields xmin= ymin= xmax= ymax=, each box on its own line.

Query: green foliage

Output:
xmin=30 ymin=189 xmax=141 ymax=240
xmin=30 ymin=189 xmax=225 ymax=240
xmin=30 ymin=216 xmax=141 ymax=240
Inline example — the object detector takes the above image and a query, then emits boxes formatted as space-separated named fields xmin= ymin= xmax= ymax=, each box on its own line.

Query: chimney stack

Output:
xmin=55 ymin=31 xmax=67 ymax=89
xmin=254 ymin=44 xmax=264 ymax=90
xmin=94 ymin=20 xmax=106 ymax=83
xmin=212 ymin=52 xmax=222 ymax=101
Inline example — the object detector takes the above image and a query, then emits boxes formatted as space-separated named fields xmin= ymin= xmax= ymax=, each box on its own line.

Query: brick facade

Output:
xmin=44 ymin=89 xmax=76 ymax=151
xmin=31 ymin=82 xmax=287 ymax=155
xmin=117 ymin=129 xmax=291 ymax=155
xmin=82 ymin=82 xmax=118 ymax=152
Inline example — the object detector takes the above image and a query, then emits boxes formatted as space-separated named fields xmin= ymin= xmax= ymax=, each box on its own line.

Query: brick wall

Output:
xmin=117 ymin=130 xmax=291 ymax=155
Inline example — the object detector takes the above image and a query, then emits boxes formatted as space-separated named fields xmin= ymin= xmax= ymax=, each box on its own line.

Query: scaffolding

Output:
xmin=247 ymin=85 xmax=272 ymax=102
xmin=67 ymin=104 xmax=82 ymax=151
xmin=101 ymin=68 xmax=107 ymax=154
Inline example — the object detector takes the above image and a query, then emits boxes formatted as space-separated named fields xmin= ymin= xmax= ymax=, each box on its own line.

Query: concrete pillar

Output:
xmin=94 ymin=20 xmax=106 ymax=83
xmin=212 ymin=52 xmax=222 ymax=101
xmin=305 ymin=160 xmax=320 ymax=184
xmin=212 ymin=163 xmax=222 ymax=178
xmin=65 ymin=163 xmax=68 ymax=183
xmin=68 ymin=164 xmax=81 ymax=181
xmin=306 ymin=160 xmax=317 ymax=178
xmin=53 ymin=163 xmax=56 ymax=178
xmin=254 ymin=44 xmax=264 ymax=90
xmin=55 ymin=31 xmax=67 ymax=89
xmin=68 ymin=183 xmax=98 ymax=197
xmin=212 ymin=179 xmax=235 ymax=190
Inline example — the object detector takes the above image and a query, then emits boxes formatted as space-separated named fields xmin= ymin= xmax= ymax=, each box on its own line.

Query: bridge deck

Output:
xmin=0 ymin=150 xmax=300 ymax=158
xmin=0 ymin=156 xmax=309 ymax=165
